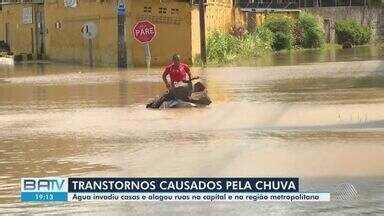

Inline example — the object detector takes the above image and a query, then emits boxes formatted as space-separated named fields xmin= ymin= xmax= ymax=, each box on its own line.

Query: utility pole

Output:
xmin=117 ymin=0 xmax=127 ymax=68
xmin=199 ymin=0 xmax=207 ymax=65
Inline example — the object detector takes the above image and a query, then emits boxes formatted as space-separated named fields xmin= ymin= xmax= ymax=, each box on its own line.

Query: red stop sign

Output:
xmin=133 ymin=20 xmax=157 ymax=44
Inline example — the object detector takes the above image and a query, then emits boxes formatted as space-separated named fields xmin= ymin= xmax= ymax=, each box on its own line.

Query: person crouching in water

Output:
xmin=162 ymin=54 xmax=193 ymax=101
xmin=162 ymin=54 xmax=192 ymax=90
xmin=149 ymin=54 xmax=192 ymax=108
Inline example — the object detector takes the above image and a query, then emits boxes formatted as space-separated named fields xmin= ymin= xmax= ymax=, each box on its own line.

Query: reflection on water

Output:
xmin=0 ymin=46 xmax=384 ymax=214
xmin=0 ymin=137 xmax=115 ymax=204
xmin=239 ymin=44 xmax=384 ymax=67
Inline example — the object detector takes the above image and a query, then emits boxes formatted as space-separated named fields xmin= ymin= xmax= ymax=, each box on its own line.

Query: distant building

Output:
xmin=236 ymin=0 xmax=383 ymax=43
xmin=0 ymin=0 xmax=382 ymax=66
xmin=0 ymin=0 xmax=246 ymax=66
xmin=237 ymin=0 xmax=380 ymax=7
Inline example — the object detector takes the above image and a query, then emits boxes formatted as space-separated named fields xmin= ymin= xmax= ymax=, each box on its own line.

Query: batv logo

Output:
xmin=21 ymin=178 xmax=67 ymax=192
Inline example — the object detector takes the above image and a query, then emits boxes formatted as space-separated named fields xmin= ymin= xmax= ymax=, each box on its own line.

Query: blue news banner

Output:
xmin=21 ymin=178 xmax=330 ymax=202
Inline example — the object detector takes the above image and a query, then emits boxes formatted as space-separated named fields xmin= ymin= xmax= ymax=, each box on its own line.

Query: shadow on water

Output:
xmin=0 ymin=136 xmax=117 ymax=205
xmin=0 ymin=78 xmax=10 ymax=84
xmin=261 ymin=76 xmax=384 ymax=103
xmin=236 ymin=44 xmax=384 ymax=67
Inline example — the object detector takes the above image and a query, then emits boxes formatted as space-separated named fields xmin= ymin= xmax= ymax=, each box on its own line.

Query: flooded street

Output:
xmin=1 ymin=47 xmax=384 ymax=214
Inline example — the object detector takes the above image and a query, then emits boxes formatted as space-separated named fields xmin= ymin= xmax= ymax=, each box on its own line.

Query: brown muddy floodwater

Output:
xmin=0 ymin=46 xmax=384 ymax=214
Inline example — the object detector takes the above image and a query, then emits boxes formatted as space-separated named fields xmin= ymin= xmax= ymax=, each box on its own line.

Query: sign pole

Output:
xmin=117 ymin=0 xmax=127 ymax=68
xmin=199 ymin=0 xmax=207 ymax=65
xmin=88 ymin=38 xmax=93 ymax=67
xmin=81 ymin=21 xmax=97 ymax=67
xmin=144 ymin=43 xmax=151 ymax=69
xmin=133 ymin=20 xmax=156 ymax=67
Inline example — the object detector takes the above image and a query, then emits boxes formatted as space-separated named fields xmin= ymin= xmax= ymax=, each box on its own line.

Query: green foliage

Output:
xmin=255 ymin=26 xmax=275 ymax=49
xmin=239 ymin=30 xmax=273 ymax=57
xmin=237 ymin=34 xmax=258 ymax=58
xmin=297 ymin=12 xmax=325 ymax=48
xmin=206 ymin=14 xmax=374 ymax=64
xmin=335 ymin=20 xmax=372 ymax=46
xmin=207 ymin=31 xmax=238 ymax=63
xmin=263 ymin=14 xmax=295 ymax=51
xmin=272 ymin=32 xmax=294 ymax=51
xmin=264 ymin=14 xmax=295 ymax=34
xmin=206 ymin=28 xmax=274 ymax=64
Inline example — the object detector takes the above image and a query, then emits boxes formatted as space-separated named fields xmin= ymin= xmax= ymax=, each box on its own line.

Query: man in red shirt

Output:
xmin=162 ymin=54 xmax=192 ymax=89
xmin=146 ymin=54 xmax=211 ymax=108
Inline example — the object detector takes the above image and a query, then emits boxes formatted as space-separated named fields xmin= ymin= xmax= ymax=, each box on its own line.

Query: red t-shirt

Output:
xmin=164 ymin=63 xmax=190 ymax=84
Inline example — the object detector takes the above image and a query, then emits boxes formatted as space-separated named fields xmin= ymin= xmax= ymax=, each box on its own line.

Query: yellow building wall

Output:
xmin=255 ymin=13 xmax=266 ymax=27
xmin=44 ymin=0 xmax=125 ymax=66
xmin=206 ymin=0 xmax=246 ymax=33
xmin=0 ymin=4 xmax=37 ymax=55
xmin=205 ymin=0 xmax=233 ymax=33
xmin=233 ymin=7 xmax=246 ymax=27
xmin=190 ymin=7 xmax=201 ymax=63
xmin=191 ymin=0 xmax=245 ymax=63
xmin=129 ymin=0 xmax=192 ymax=66
xmin=0 ymin=0 xmax=248 ymax=67
xmin=0 ymin=13 xmax=3 ymax=42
